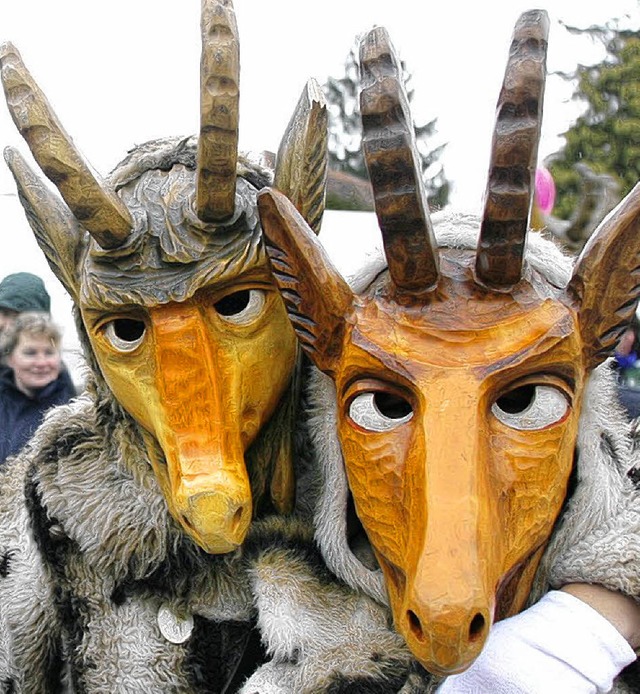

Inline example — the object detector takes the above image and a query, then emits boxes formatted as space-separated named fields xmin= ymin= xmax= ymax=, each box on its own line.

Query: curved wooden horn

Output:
xmin=476 ymin=10 xmax=549 ymax=288
xmin=196 ymin=0 xmax=240 ymax=223
xmin=274 ymin=78 xmax=328 ymax=235
xmin=359 ymin=27 xmax=439 ymax=294
xmin=0 ymin=42 xmax=133 ymax=250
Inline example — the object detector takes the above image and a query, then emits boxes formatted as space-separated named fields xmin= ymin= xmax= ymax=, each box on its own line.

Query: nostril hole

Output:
xmin=407 ymin=610 xmax=425 ymax=642
xmin=469 ymin=612 xmax=486 ymax=641
xmin=181 ymin=514 xmax=194 ymax=531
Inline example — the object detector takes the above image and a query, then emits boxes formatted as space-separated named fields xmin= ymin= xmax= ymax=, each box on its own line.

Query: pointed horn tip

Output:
xmin=305 ymin=77 xmax=326 ymax=107
xmin=519 ymin=8 xmax=549 ymax=22
xmin=0 ymin=41 xmax=19 ymax=61
xmin=3 ymin=145 xmax=17 ymax=165
xmin=514 ymin=9 xmax=550 ymax=36
xmin=365 ymin=25 xmax=390 ymax=42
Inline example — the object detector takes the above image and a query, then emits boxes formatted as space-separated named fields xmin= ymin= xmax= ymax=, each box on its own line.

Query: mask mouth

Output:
xmin=494 ymin=540 xmax=547 ymax=621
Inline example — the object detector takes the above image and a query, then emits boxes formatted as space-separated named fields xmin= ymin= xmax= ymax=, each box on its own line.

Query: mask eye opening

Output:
xmin=495 ymin=384 xmax=535 ymax=414
xmin=373 ymin=392 xmax=413 ymax=419
xmin=214 ymin=290 xmax=251 ymax=317
xmin=103 ymin=318 xmax=146 ymax=352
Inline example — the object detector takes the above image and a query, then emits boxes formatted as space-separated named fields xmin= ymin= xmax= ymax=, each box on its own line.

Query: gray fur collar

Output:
xmin=7 ymin=384 xmax=252 ymax=620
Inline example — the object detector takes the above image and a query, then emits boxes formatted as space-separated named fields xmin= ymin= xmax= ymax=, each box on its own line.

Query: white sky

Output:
xmin=0 ymin=0 xmax=638 ymax=365
xmin=1 ymin=0 xmax=638 ymax=207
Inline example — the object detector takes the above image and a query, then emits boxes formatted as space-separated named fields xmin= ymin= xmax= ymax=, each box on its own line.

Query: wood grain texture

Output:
xmin=258 ymin=188 xmax=354 ymax=375
xmin=359 ymin=26 xmax=439 ymax=294
xmin=3 ymin=146 xmax=83 ymax=299
xmin=196 ymin=0 xmax=240 ymax=222
xmin=0 ymin=42 xmax=132 ymax=249
xmin=274 ymin=78 xmax=327 ymax=235
xmin=567 ymin=182 xmax=640 ymax=369
xmin=476 ymin=9 xmax=549 ymax=288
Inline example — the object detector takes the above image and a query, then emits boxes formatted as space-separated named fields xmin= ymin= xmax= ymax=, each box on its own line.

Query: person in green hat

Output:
xmin=0 ymin=272 xmax=51 ymax=333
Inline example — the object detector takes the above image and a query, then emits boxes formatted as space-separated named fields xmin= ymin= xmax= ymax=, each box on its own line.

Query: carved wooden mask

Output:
xmin=258 ymin=11 xmax=640 ymax=675
xmin=0 ymin=0 xmax=327 ymax=554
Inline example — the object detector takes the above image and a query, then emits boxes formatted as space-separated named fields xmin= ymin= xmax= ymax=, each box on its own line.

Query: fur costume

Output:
xmin=0 ymin=372 xmax=420 ymax=693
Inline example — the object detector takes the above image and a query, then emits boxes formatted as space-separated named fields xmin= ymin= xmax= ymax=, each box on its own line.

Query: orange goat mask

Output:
xmin=257 ymin=11 xmax=640 ymax=676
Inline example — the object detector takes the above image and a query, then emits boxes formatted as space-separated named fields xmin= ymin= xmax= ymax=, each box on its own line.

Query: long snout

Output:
xmin=173 ymin=471 xmax=251 ymax=554
xmin=388 ymin=403 xmax=499 ymax=675
xmin=150 ymin=304 xmax=253 ymax=553
xmin=397 ymin=550 xmax=494 ymax=676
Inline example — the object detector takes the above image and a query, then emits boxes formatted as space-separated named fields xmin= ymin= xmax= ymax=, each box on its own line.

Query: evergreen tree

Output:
xmin=323 ymin=41 xmax=450 ymax=211
xmin=549 ymin=21 xmax=640 ymax=219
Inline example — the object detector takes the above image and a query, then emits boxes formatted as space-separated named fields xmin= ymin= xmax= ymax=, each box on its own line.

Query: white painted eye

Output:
xmin=104 ymin=318 xmax=146 ymax=352
xmin=349 ymin=392 xmax=413 ymax=432
xmin=214 ymin=289 xmax=266 ymax=325
xmin=492 ymin=384 xmax=569 ymax=430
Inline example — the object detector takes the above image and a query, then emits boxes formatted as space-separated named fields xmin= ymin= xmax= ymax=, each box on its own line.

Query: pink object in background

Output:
xmin=535 ymin=166 xmax=556 ymax=214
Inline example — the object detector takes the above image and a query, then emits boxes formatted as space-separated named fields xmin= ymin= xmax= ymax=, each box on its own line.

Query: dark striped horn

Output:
xmin=359 ymin=27 xmax=439 ymax=294
xmin=196 ymin=0 xmax=240 ymax=222
xmin=476 ymin=9 xmax=549 ymax=288
xmin=0 ymin=42 xmax=133 ymax=249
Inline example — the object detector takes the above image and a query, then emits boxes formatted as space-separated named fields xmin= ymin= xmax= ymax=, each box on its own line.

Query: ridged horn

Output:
xmin=476 ymin=10 xmax=549 ymax=288
xmin=196 ymin=0 xmax=240 ymax=223
xmin=4 ymin=146 xmax=83 ymax=300
xmin=359 ymin=26 xmax=439 ymax=294
xmin=0 ymin=42 xmax=133 ymax=249
xmin=274 ymin=78 xmax=328 ymax=235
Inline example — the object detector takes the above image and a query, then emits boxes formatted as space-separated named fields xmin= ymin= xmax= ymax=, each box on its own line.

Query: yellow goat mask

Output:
xmin=0 ymin=0 xmax=327 ymax=555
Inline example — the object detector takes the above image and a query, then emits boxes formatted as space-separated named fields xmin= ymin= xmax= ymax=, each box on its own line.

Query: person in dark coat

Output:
xmin=0 ymin=312 xmax=75 ymax=466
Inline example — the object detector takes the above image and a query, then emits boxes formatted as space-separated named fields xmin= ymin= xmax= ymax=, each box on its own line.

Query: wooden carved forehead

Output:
xmin=259 ymin=9 xmax=640 ymax=374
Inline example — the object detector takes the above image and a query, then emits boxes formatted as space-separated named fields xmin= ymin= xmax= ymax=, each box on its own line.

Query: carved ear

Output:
xmin=4 ymin=147 xmax=83 ymax=301
xmin=567 ymin=183 xmax=640 ymax=369
xmin=257 ymin=188 xmax=354 ymax=376
xmin=273 ymin=78 xmax=328 ymax=235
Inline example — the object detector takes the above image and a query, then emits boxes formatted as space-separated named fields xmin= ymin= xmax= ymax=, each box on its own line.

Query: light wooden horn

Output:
xmin=476 ymin=10 xmax=549 ymax=288
xmin=0 ymin=42 xmax=133 ymax=249
xmin=196 ymin=0 xmax=240 ymax=222
xmin=359 ymin=26 xmax=439 ymax=294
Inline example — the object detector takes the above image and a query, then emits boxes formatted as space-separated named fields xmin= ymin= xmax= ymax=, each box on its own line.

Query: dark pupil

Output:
xmin=113 ymin=319 xmax=144 ymax=342
xmin=373 ymin=392 xmax=412 ymax=419
xmin=215 ymin=290 xmax=251 ymax=316
xmin=496 ymin=385 xmax=535 ymax=414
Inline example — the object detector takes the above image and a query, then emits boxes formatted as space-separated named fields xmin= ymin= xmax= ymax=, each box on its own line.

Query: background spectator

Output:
xmin=0 ymin=312 xmax=76 ymax=466
xmin=0 ymin=271 xmax=51 ymax=334
xmin=614 ymin=313 xmax=640 ymax=419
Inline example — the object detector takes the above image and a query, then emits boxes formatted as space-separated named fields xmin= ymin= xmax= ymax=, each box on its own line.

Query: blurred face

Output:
xmin=7 ymin=332 xmax=61 ymax=397
xmin=618 ymin=327 xmax=636 ymax=356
